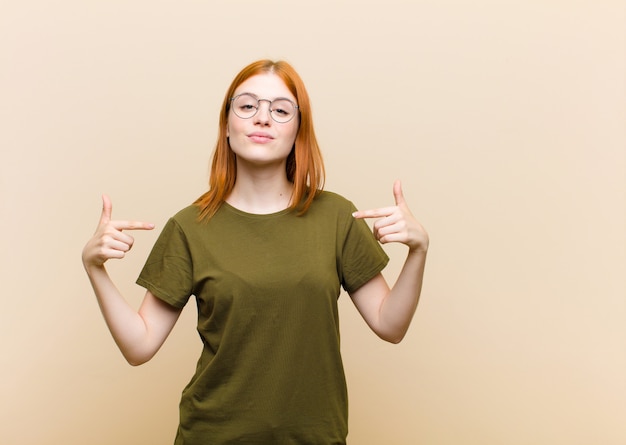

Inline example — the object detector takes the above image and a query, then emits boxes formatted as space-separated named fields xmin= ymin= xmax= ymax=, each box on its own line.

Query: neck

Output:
xmin=226 ymin=166 xmax=294 ymax=214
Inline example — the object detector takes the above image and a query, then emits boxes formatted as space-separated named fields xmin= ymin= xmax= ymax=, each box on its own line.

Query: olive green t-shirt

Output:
xmin=136 ymin=191 xmax=389 ymax=445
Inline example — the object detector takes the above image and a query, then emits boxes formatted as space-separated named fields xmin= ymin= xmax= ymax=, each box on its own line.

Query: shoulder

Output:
xmin=313 ymin=190 xmax=356 ymax=212
xmin=156 ymin=204 xmax=203 ymax=237
xmin=304 ymin=191 xmax=359 ymax=227
xmin=170 ymin=204 xmax=202 ymax=225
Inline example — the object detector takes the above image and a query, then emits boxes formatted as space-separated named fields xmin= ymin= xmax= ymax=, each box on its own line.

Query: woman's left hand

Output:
xmin=352 ymin=180 xmax=429 ymax=254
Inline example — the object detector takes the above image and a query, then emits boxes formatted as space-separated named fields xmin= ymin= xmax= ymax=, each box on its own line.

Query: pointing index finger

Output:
xmin=352 ymin=206 xmax=396 ymax=219
xmin=111 ymin=220 xmax=155 ymax=231
xmin=98 ymin=195 xmax=154 ymax=231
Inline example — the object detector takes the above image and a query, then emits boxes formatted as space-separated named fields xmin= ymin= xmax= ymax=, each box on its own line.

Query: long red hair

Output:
xmin=194 ymin=60 xmax=325 ymax=221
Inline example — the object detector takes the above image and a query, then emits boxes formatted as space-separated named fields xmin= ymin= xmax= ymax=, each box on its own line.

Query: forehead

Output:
xmin=234 ymin=73 xmax=295 ymax=101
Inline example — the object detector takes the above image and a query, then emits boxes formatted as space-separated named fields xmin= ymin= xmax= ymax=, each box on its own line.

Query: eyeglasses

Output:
xmin=230 ymin=93 xmax=299 ymax=123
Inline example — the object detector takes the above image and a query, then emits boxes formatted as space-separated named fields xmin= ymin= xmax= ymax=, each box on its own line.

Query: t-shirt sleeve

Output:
xmin=136 ymin=217 xmax=194 ymax=309
xmin=339 ymin=202 xmax=389 ymax=294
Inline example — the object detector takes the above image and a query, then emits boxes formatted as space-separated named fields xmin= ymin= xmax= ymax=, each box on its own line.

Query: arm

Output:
xmin=349 ymin=180 xmax=429 ymax=344
xmin=82 ymin=195 xmax=182 ymax=366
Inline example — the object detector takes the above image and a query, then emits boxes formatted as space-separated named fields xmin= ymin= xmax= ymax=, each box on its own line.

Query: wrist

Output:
xmin=408 ymin=243 xmax=428 ymax=255
xmin=83 ymin=259 xmax=106 ymax=276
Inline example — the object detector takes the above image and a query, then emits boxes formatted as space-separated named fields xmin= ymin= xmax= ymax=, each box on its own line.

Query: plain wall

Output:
xmin=1 ymin=1 xmax=624 ymax=444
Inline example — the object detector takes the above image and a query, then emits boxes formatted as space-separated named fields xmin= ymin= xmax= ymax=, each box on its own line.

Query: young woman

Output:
xmin=82 ymin=59 xmax=429 ymax=444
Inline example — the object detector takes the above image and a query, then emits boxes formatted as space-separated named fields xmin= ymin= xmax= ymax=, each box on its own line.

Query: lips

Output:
xmin=248 ymin=132 xmax=274 ymax=143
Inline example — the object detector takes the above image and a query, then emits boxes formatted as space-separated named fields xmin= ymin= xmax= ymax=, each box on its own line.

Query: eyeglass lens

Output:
xmin=231 ymin=94 xmax=297 ymax=123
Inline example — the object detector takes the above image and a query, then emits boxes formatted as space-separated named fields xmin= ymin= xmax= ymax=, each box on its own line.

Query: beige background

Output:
xmin=1 ymin=1 xmax=625 ymax=444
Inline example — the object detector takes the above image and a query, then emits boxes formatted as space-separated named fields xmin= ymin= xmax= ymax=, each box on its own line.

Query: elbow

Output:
xmin=127 ymin=358 xmax=148 ymax=367
xmin=387 ymin=335 xmax=404 ymax=345
xmin=369 ymin=319 xmax=409 ymax=344
xmin=377 ymin=329 xmax=406 ymax=344
xmin=118 ymin=337 xmax=162 ymax=366
xmin=385 ymin=334 xmax=405 ymax=345
xmin=123 ymin=351 xmax=154 ymax=367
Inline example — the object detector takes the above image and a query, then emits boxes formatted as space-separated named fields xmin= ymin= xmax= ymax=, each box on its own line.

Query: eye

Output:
xmin=273 ymin=107 xmax=290 ymax=116
xmin=233 ymin=94 xmax=259 ymax=111
xmin=271 ymin=100 xmax=294 ymax=116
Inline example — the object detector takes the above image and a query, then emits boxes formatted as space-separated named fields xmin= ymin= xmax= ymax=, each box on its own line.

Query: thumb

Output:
xmin=393 ymin=180 xmax=406 ymax=206
xmin=99 ymin=194 xmax=112 ymax=226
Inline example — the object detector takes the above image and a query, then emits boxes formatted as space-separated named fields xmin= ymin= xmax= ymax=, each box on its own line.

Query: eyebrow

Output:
xmin=236 ymin=92 xmax=295 ymax=102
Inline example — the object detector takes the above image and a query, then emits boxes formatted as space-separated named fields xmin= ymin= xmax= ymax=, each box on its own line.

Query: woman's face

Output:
xmin=227 ymin=73 xmax=299 ymax=169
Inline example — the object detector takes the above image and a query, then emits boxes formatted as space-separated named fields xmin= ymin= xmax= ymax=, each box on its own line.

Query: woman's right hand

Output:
xmin=82 ymin=195 xmax=154 ymax=269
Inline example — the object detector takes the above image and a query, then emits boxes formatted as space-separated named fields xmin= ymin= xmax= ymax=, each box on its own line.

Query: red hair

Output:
xmin=194 ymin=60 xmax=325 ymax=221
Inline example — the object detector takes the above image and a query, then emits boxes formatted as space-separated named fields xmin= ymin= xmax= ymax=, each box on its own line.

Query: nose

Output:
xmin=253 ymin=99 xmax=272 ymax=125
